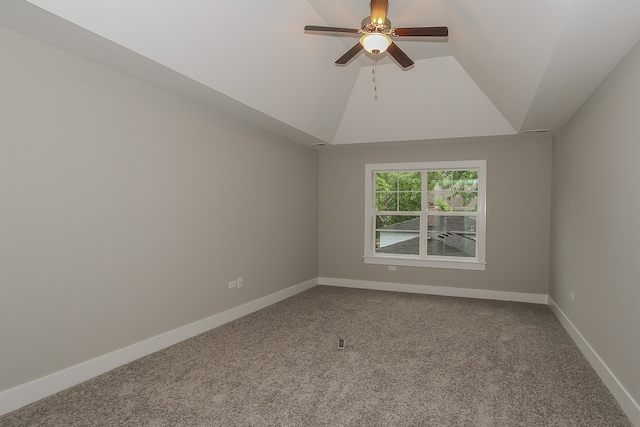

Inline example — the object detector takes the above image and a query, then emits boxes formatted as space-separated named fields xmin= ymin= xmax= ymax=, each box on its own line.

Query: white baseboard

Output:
xmin=318 ymin=277 xmax=548 ymax=304
xmin=548 ymin=298 xmax=640 ymax=426
xmin=0 ymin=278 xmax=318 ymax=416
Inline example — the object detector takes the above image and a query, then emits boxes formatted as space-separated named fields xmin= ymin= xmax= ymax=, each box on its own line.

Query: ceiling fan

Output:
xmin=304 ymin=0 xmax=448 ymax=69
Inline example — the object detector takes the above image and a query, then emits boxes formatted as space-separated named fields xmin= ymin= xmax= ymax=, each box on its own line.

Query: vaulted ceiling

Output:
xmin=2 ymin=0 xmax=640 ymax=147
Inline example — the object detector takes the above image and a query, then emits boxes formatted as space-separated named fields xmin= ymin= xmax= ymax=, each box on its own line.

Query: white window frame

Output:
xmin=364 ymin=160 xmax=486 ymax=270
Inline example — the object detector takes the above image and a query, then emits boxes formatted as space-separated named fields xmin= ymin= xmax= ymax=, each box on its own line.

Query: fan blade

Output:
xmin=304 ymin=25 xmax=360 ymax=34
xmin=387 ymin=42 xmax=414 ymax=68
xmin=394 ymin=26 xmax=449 ymax=37
xmin=370 ymin=0 xmax=388 ymax=25
xmin=335 ymin=43 xmax=364 ymax=65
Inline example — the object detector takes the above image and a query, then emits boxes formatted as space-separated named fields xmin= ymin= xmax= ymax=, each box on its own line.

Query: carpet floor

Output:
xmin=0 ymin=285 xmax=632 ymax=426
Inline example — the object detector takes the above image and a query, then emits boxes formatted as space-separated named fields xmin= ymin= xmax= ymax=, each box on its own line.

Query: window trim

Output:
xmin=364 ymin=160 xmax=486 ymax=270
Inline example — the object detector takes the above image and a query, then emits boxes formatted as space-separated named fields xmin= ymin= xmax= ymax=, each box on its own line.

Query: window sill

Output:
xmin=364 ymin=255 xmax=486 ymax=271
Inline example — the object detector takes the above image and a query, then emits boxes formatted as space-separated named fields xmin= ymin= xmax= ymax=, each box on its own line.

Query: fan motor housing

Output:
xmin=361 ymin=17 xmax=392 ymax=35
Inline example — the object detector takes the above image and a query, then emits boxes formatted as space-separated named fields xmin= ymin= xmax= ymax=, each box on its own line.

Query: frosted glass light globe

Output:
xmin=361 ymin=33 xmax=391 ymax=54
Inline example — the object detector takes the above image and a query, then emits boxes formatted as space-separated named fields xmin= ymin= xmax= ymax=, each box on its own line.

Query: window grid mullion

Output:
xmin=375 ymin=211 xmax=421 ymax=215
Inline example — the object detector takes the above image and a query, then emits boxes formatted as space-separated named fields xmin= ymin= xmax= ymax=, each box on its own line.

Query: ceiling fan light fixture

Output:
xmin=361 ymin=33 xmax=391 ymax=54
xmin=305 ymin=0 xmax=447 ymax=69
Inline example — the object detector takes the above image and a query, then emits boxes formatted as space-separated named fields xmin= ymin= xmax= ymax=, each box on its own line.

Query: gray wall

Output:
xmin=0 ymin=26 xmax=319 ymax=392
xmin=550 ymin=39 xmax=640 ymax=405
xmin=319 ymin=139 xmax=552 ymax=295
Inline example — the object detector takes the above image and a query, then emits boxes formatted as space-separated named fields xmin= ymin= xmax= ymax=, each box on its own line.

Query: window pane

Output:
xmin=375 ymin=215 xmax=419 ymax=255
xmin=398 ymin=172 xmax=421 ymax=191
xmin=427 ymin=192 xmax=453 ymax=212
xmin=428 ymin=170 xmax=452 ymax=191
xmin=376 ymin=172 xmax=398 ymax=191
xmin=428 ymin=169 xmax=479 ymax=212
xmin=427 ymin=215 xmax=477 ymax=257
xmin=452 ymin=170 xmax=478 ymax=191
xmin=376 ymin=192 xmax=398 ymax=212
xmin=448 ymin=192 xmax=478 ymax=212
xmin=399 ymin=192 xmax=421 ymax=211
xmin=451 ymin=170 xmax=478 ymax=211
xmin=453 ymin=178 xmax=478 ymax=191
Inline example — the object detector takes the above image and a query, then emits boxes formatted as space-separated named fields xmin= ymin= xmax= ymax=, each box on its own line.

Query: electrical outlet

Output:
xmin=228 ymin=280 xmax=237 ymax=289
xmin=570 ymin=291 xmax=575 ymax=301
xmin=388 ymin=266 xmax=396 ymax=271
xmin=237 ymin=277 xmax=243 ymax=288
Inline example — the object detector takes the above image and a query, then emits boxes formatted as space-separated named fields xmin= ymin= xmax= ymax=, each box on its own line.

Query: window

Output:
xmin=364 ymin=160 xmax=486 ymax=270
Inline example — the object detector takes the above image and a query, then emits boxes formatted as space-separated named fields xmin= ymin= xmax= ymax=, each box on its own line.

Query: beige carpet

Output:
xmin=0 ymin=286 xmax=632 ymax=426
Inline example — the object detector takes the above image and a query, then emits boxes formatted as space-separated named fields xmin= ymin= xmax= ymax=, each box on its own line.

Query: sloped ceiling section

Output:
xmin=334 ymin=57 xmax=515 ymax=144
xmin=4 ymin=0 xmax=640 ymax=146
xmin=20 ymin=0 xmax=360 ymax=144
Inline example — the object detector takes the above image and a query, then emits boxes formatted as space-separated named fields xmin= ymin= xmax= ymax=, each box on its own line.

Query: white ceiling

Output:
xmin=2 ymin=0 xmax=640 ymax=147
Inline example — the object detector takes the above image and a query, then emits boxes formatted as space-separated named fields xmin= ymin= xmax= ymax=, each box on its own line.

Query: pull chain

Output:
xmin=372 ymin=55 xmax=378 ymax=100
